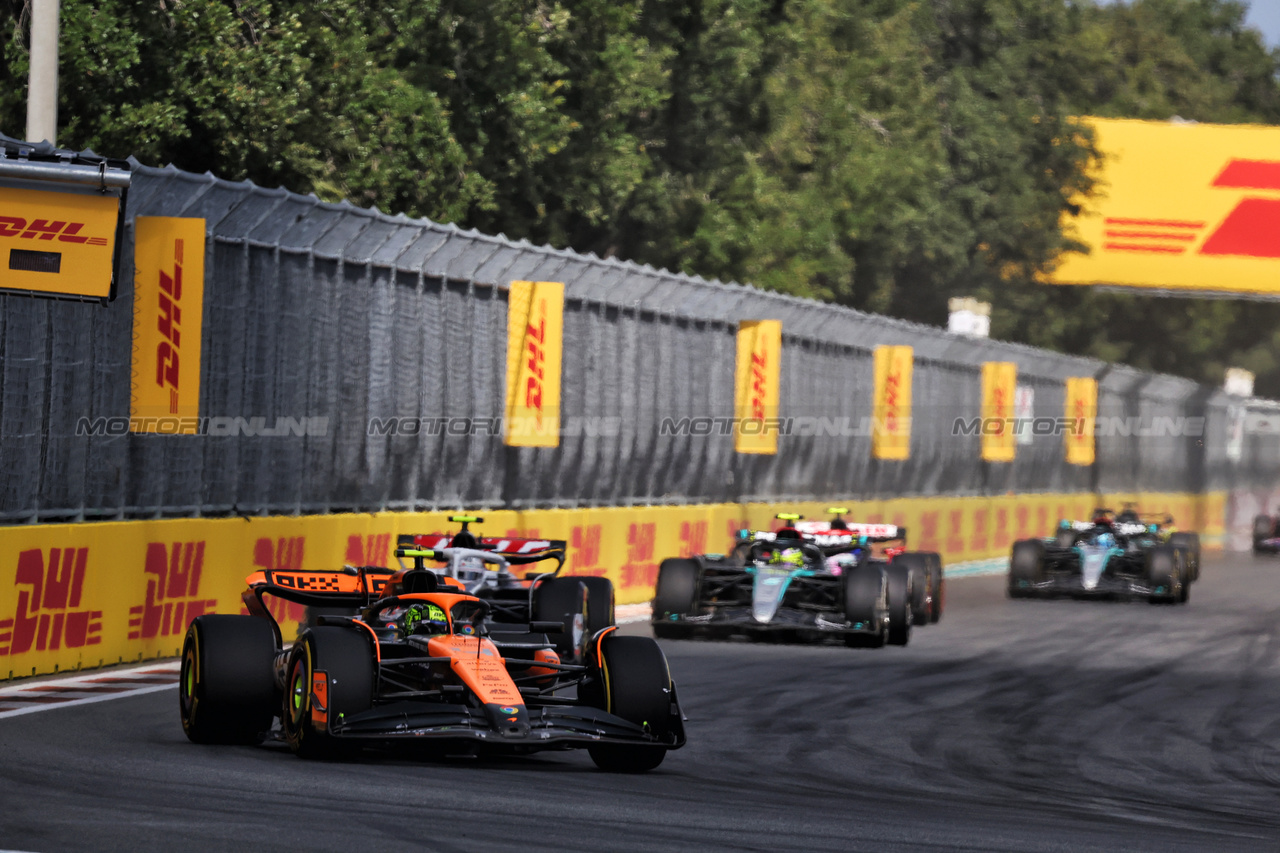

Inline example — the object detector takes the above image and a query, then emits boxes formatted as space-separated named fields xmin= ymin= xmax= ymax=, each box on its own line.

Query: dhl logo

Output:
xmin=0 ymin=217 xmax=109 ymax=246
xmin=128 ymin=541 xmax=217 ymax=641
xmin=620 ymin=523 xmax=658 ymax=589
xmin=749 ymin=346 xmax=769 ymax=421
xmin=1105 ymin=159 xmax=1280 ymax=259
xmin=524 ymin=298 xmax=547 ymax=413
xmin=154 ymin=238 xmax=187 ymax=413
xmin=679 ymin=520 xmax=708 ymax=557
xmin=0 ymin=547 xmax=102 ymax=656
xmin=991 ymin=383 xmax=1008 ymax=437
xmin=569 ymin=524 xmax=607 ymax=577
xmin=883 ymin=370 xmax=902 ymax=433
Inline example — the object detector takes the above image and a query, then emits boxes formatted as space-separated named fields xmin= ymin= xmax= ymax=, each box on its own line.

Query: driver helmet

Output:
xmin=398 ymin=602 xmax=449 ymax=637
xmin=769 ymin=547 xmax=806 ymax=568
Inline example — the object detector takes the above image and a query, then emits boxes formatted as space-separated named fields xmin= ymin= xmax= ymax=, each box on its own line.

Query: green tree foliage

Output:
xmin=1 ymin=0 xmax=1278 ymax=391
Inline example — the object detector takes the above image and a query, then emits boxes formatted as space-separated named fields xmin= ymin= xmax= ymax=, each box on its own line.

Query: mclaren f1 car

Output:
xmin=179 ymin=550 xmax=683 ymax=771
xmin=1008 ymin=510 xmax=1193 ymax=603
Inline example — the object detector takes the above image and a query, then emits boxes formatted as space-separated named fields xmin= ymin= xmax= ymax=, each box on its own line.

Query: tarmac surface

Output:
xmin=3 ymin=552 xmax=1280 ymax=851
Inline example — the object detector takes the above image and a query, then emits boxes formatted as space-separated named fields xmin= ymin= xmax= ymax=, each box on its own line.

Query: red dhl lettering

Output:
xmin=884 ymin=371 xmax=900 ymax=432
xmin=570 ymin=524 xmax=605 ymax=575
xmin=0 ymin=548 xmax=102 ymax=655
xmin=749 ymin=347 xmax=768 ymax=421
xmin=0 ymin=216 xmax=109 ymax=246
xmin=345 ymin=533 xmax=390 ymax=567
xmin=621 ymin=523 xmax=658 ymax=589
xmin=129 ymin=541 xmax=216 ymax=641
xmin=155 ymin=238 xmax=186 ymax=413
xmin=679 ymin=520 xmax=707 ymax=557
xmin=248 ymin=536 xmax=307 ymax=623
xmin=992 ymin=385 xmax=1007 ymax=436
xmin=524 ymin=299 xmax=547 ymax=412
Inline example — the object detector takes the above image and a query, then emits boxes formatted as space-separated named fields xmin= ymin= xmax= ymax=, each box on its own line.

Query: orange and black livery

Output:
xmin=178 ymin=521 xmax=684 ymax=772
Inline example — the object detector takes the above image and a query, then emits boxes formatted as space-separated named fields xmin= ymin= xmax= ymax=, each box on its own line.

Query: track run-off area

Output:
xmin=2 ymin=553 xmax=1280 ymax=852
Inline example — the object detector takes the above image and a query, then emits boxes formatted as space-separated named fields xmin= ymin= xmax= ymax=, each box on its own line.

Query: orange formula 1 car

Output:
xmin=178 ymin=549 xmax=685 ymax=772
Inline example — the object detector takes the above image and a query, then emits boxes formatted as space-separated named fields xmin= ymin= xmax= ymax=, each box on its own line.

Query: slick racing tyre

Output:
xmin=652 ymin=558 xmax=700 ymax=640
xmin=1169 ymin=533 xmax=1200 ymax=581
xmin=535 ymin=576 xmax=615 ymax=656
xmin=893 ymin=553 xmax=932 ymax=626
xmin=885 ymin=564 xmax=913 ymax=646
xmin=180 ymin=615 xmax=277 ymax=745
xmin=1145 ymin=546 xmax=1184 ymax=605
xmin=1008 ymin=539 xmax=1045 ymax=598
xmin=843 ymin=565 xmax=888 ymax=648
xmin=581 ymin=633 xmax=673 ymax=772
xmin=925 ymin=552 xmax=944 ymax=623
xmin=1252 ymin=515 xmax=1274 ymax=554
xmin=282 ymin=626 xmax=376 ymax=759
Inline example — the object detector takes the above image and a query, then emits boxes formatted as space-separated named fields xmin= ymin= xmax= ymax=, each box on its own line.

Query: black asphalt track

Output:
xmin=3 ymin=553 xmax=1280 ymax=852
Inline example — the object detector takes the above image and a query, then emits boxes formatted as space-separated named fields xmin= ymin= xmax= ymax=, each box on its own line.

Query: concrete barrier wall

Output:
xmin=0 ymin=490 xmax=1224 ymax=680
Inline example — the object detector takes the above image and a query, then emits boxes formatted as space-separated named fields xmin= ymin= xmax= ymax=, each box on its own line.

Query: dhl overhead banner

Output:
xmin=734 ymin=320 xmax=782 ymax=454
xmin=982 ymin=362 xmax=1017 ymax=462
xmin=1065 ymin=377 xmax=1098 ymax=466
xmin=505 ymin=281 xmax=564 ymax=447
xmin=1049 ymin=118 xmax=1280 ymax=295
xmin=131 ymin=217 xmax=206 ymax=433
xmin=0 ymin=186 xmax=120 ymax=299
xmin=872 ymin=346 xmax=913 ymax=460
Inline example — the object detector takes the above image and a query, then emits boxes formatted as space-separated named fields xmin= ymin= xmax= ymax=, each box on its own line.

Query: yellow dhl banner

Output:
xmin=1065 ymin=377 xmax=1098 ymax=466
xmin=981 ymin=362 xmax=1017 ymax=462
xmin=0 ymin=491 xmax=1225 ymax=680
xmin=505 ymin=280 xmax=564 ymax=447
xmin=131 ymin=217 xmax=206 ymax=433
xmin=1049 ymin=118 xmax=1280 ymax=295
xmin=872 ymin=346 xmax=913 ymax=460
xmin=734 ymin=320 xmax=782 ymax=454
xmin=0 ymin=186 xmax=119 ymax=299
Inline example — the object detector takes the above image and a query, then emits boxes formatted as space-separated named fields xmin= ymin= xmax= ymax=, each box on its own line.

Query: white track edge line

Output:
xmin=0 ymin=683 xmax=176 ymax=720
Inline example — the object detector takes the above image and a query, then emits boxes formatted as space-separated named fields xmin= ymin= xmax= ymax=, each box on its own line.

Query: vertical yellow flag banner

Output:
xmin=131 ymin=217 xmax=206 ymax=433
xmin=872 ymin=346 xmax=913 ymax=460
xmin=981 ymin=362 xmax=1017 ymax=462
xmin=733 ymin=320 xmax=782 ymax=454
xmin=1065 ymin=377 xmax=1098 ymax=466
xmin=505 ymin=281 xmax=564 ymax=447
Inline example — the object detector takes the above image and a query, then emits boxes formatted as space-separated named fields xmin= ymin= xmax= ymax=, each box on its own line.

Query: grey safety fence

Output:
xmin=0 ymin=137 xmax=1274 ymax=523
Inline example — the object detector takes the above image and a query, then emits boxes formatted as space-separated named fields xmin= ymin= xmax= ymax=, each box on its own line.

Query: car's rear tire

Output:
xmin=843 ymin=565 xmax=887 ymax=648
xmin=885 ymin=564 xmax=912 ymax=646
xmin=179 ymin=615 xmax=277 ymax=745
xmin=1145 ymin=546 xmax=1183 ymax=605
xmin=535 ymin=576 xmax=615 ymax=656
xmin=652 ymin=558 xmax=700 ymax=640
xmin=925 ymin=552 xmax=944 ymax=623
xmin=1169 ymin=532 xmax=1200 ymax=581
xmin=581 ymin=634 xmax=672 ymax=772
xmin=282 ymin=626 xmax=376 ymax=759
xmin=893 ymin=553 xmax=932 ymax=625
xmin=1009 ymin=539 xmax=1045 ymax=598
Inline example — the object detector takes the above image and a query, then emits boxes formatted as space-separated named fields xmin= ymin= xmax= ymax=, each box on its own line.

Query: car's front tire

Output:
xmin=179 ymin=615 xmax=277 ymax=745
xmin=282 ymin=626 xmax=376 ymax=759
xmin=581 ymin=633 xmax=674 ymax=772
xmin=652 ymin=558 xmax=700 ymax=640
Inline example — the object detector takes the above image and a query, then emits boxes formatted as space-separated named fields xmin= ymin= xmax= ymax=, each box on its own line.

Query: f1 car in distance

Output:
xmin=651 ymin=511 xmax=941 ymax=647
xmin=179 ymin=551 xmax=683 ymax=771
xmin=398 ymin=516 xmax=615 ymax=662
xmin=1252 ymin=514 xmax=1280 ymax=555
xmin=1114 ymin=504 xmax=1201 ymax=580
xmin=795 ymin=509 xmax=945 ymax=626
xmin=1009 ymin=510 xmax=1193 ymax=604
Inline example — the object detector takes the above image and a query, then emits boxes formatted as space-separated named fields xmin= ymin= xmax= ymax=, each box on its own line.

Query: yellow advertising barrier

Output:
xmin=1065 ymin=377 xmax=1098 ymax=466
xmin=872 ymin=346 xmax=913 ymax=460
xmin=504 ymin=280 xmax=564 ymax=446
xmin=0 ymin=186 xmax=120 ymax=299
xmin=733 ymin=320 xmax=782 ymax=454
xmin=1049 ymin=118 xmax=1280 ymax=295
xmin=0 ymin=491 xmax=1225 ymax=680
xmin=131 ymin=217 xmax=206 ymax=432
xmin=981 ymin=362 xmax=1017 ymax=463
